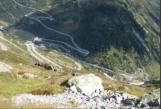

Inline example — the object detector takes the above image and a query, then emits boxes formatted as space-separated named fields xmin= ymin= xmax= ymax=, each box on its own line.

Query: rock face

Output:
xmin=0 ymin=62 xmax=12 ymax=73
xmin=68 ymin=74 xmax=104 ymax=96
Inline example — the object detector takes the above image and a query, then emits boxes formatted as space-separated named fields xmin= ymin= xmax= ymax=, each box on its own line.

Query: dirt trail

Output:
xmin=25 ymin=41 xmax=63 ymax=70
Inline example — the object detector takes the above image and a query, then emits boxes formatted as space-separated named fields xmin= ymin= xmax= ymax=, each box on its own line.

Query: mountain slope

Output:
xmin=0 ymin=0 xmax=160 ymax=108
xmin=74 ymin=0 xmax=160 ymax=73
xmin=8 ymin=0 xmax=160 ymax=78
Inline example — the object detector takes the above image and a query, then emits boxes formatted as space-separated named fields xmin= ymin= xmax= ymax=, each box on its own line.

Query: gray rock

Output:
xmin=147 ymin=99 xmax=160 ymax=107
xmin=69 ymin=85 xmax=77 ymax=93
xmin=68 ymin=74 xmax=104 ymax=96
xmin=122 ymin=99 xmax=136 ymax=107
xmin=140 ymin=94 xmax=157 ymax=105
xmin=12 ymin=73 xmax=160 ymax=109
xmin=12 ymin=89 xmax=144 ymax=108
xmin=138 ymin=92 xmax=160 ymax=108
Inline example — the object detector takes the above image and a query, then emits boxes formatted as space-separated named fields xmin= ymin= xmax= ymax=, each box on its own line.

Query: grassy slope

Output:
xmin=0 ymin=1 xmax=159 ymax=107
xmin=0 ymin=32 xmax=68 ymax=98
xmin=0 ymin=32 xmax=148 ymax=99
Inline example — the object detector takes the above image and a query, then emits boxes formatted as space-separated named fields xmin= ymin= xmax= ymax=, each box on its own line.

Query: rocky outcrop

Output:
xmin=68 ymin=74 xmax=104 ymax=96
xmin=12 ymin=74 xmax=160 ymax=108
xmin=0 ymin=62 xmax=12 ymax=73
xmin=138 ymin=90 xmax=160 ymax=108
xmin=12 ymin=88 xmax=137 ymax=108
xmin=13 ymin=88 xmax=160 ymax=109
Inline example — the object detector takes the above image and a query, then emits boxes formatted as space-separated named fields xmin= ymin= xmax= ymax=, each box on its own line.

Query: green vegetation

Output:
xmin=0 ymin=67 xmax=67 ymax=98
xmin=91 ymin=47 xmax=140 ymax=73
xmin=145 ymin=61 xmax=160 ymax=79
xmin=31 ymin=84 xmax=65 ymax=95
xmin=82 ymin=63 xmax=147 ymax=97
xmin=0 ymin=33 xmax=66 ymax=98
xmin=103 ymin=79 xmax=146 ymax=97
xmin=0 ymin=0 xmax=159 ymax=106
xmin=49 ymin=0 xmax=159 ymax=76
xmin=126 ymin=0 xmax=160 ymax=51
xmin=0 ymin=0 xmax=53 ymax=24
xmin=1 ymin=0 xmax=158 ymax=78
xmin=0 ymin=33 xmax=34 ymax=65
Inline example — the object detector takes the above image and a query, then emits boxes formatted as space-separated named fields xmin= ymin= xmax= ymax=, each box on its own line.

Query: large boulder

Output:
xmin=68 ymin=74 xmax=104 ymax=96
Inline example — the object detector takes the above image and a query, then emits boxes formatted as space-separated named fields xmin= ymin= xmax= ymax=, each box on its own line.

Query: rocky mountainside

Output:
xmin=13 ymin=74 xmax=160 ymax=108
xmin=61 ymin=0 xmax=160 ymax=75
xmin=2 ymin=0 xmax=158 ymax=78
xmin=0 ymin=0 xmax=160 ymax=108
